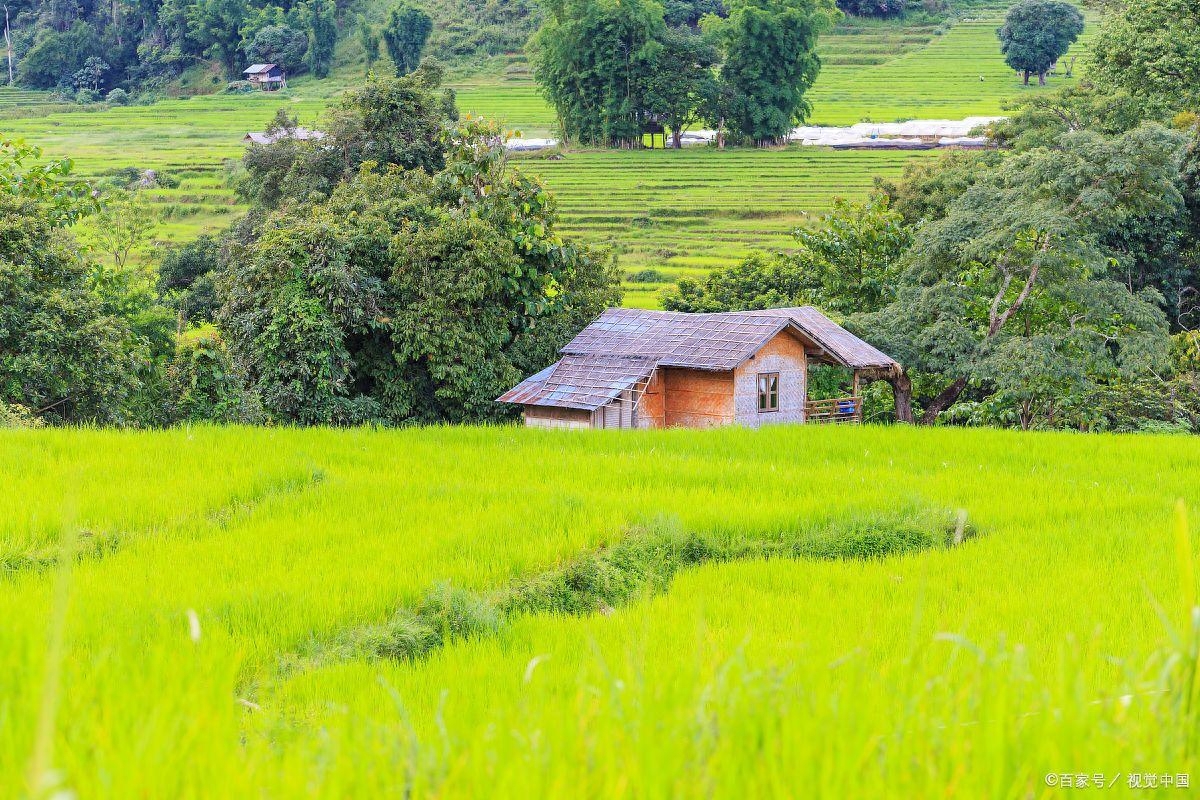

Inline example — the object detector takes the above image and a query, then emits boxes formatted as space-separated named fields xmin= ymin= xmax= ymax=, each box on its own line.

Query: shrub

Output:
xmin=105 ymin=88 xmax=130 ymax=105
xmin=627 ymin=268 xmax=667 ymax=283
xmin=225 ymin=81 xmax=256 ymax=94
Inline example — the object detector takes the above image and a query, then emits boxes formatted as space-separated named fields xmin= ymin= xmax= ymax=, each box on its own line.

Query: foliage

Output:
xmin=663 ymin=195 xmax=908 ymax=314
xmin=220 ymin=119 xmax=621 ymax=425
xmin=243 ymin=24 xmax=308 ymax=73
xmin=301 ymin=0 xmax=336 ymax=78
xmin=530 ymin=0 xmax=669 ymax=148
xmin=705 ymin=0 xmax=839 ymax=145
xmin=860 ymin=124 xmax=1185 ymax=424
xmin=16 ymin=20 xmax=99 ymax=89
xmin=0 ymin=195 xmax=142 ymax=424
xmin=164 ymin=331 xmax=259 ymax=423
xmin=159 ymin=233 xmax=222 ymax=324
xmin=0 ymin=138 xmax=97 ymax=226
xmin=383 ymin=5 xmax=433 ymax=76
xmin=71 ymin=56 xmax=108 ymax=92
xmin=996 ymin=0 xmax=1083 ymax=86
xmin=836 ymin=0 xmax=905 ymax=19
xmin=1089 ymin=0 xmax=1200 ymax=113
xmin=236 ymin=67 xmax=455 ymax=207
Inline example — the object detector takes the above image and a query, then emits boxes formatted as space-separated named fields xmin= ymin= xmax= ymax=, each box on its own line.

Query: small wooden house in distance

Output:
xmin=243 ymin=63 xmax=286 ymax=90
xmin=497 ymin=307 xmax=903 ymax=429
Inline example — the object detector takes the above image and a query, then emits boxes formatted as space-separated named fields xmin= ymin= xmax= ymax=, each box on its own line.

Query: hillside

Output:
xmin=2 ymin=424 xmax=1198 ymax=795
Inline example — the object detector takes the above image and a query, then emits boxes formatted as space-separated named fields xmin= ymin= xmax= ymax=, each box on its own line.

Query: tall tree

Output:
xmin=859 ymin=124 xmax=1184 ymax=424
xmin=997 ymin=0 xmax=1083 ymax=86
xmin=643 ymin=26 xmax=719 ymax=148
xmin=382 ymin=4 xmax=432 ymax=76
xmin=530 ymin=0 xmax=666 ymax=148
xmin=706 ymin=0 xmax=837 ymax=146
xmin=302 ymin=0 xmax=336 ymax=78
xmin=219 ymin=119 xmax=620 ymax=425
xmin=1089 ymin=0 xmax=1200 ymax=112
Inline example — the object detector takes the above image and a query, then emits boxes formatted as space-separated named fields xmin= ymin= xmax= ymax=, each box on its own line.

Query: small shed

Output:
xmin=497 ymin=307 xmax=905 ymax=429
xmin=243 ymin=64 xmax=286 ymax=90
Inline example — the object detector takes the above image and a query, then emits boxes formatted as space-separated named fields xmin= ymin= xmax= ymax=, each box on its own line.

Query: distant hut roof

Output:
xmin=498 ymin=307 xmax=900 ymax=409
xmin=243 ymin=64 xmax=279 ymax=75
xmin=242 ymin=127 xmax=325 ymax=145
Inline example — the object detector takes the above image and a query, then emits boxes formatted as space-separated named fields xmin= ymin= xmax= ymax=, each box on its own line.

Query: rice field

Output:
xmin=1 ymin=424 xmax=1198 ymax=797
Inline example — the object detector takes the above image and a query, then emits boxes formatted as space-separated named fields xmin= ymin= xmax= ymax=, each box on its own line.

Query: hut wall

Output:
xmin=662 ymin=368 xmax=735 ymax=427
xmin=635 ymin=371 xmax=665 ymax=428
xmin=523 ymin=406 xmax=594 ymax=429
xmin=733 ymin=330 xmax=808 ymax=427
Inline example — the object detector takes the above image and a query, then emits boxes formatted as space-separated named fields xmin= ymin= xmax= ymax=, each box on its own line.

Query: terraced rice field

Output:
xmin=0 ymin=87 xmax=57 ymax=110
xmin=517 ymin=147 xmax=929 ymax=306
xmin=2 ymin=425 xmax=1198 ymax=797
xmin=807 ymin=5 xmax=1092 ymax=124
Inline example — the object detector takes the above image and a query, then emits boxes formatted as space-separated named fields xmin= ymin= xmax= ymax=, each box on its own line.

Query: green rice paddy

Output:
xmin=2 ymin=424 xmax=1198 ymax=796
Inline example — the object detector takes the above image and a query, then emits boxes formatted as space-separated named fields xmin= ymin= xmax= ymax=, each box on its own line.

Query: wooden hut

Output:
xmin=243 ymin=63 xmax=286 ymax=90
xmin=497 ymin=307 xmax=903 ymax=429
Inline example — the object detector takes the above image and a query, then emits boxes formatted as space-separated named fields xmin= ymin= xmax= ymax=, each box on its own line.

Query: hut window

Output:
xmin=757 ymin=373 xmax=779 ymax=412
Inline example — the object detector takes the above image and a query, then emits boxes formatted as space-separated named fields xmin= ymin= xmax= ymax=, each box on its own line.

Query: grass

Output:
xmin=0 ymin=424 xmax=1198 ymax=797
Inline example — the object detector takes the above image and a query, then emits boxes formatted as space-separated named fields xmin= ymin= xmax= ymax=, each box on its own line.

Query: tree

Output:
xmin=706 ymin=0 xmax=838 ymax=146
xmin=0 ymin=194 xmax=143 ymax=424
xmin=859 ymin=124 xmax=1184 ymax=425
xmin=236 ymin=67 xmax=454 ymax=206
xmin=17 ymin=20 xmax=99 ymax=88
xmin=218 ymin=119 xmax=621 ymax=425
xmin=836 ymin=0 xmax=905 ymax=19
xmin=302 ymin=0 xmax=336 ymax=78
xmin=996 ymin=0 xmax=1083 ymax=86
xmin=383 ymin=4 xmax=432 ymax=76
xmin=1089 ymin=0 xmax=1200 ymax=112
xmin=244 ymin=24 xmax=308 ymax=73
xmin=529 ymin=0 xmax=666 ymax=148
xmin=359 ymin=16 xmax=380 ymax=72
xmin=643 ymin=26 xmax=719 ymax=148
xmin=71 ymin=55 xmax=107 ymax=91
xmin=158 ymin=234 xmax=222 ymax=325
xmin=83 ymin=189 xmax=158 ymax=267
xmin=187 ymin=0 xmax=247 ymax=77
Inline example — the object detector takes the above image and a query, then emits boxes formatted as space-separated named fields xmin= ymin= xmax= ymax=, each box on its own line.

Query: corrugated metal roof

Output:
xmin=244 ymin=64 xmax=278 ymax=74
xmin=496 ymin=355 xmax=656 ymax=411
xmin=562 ymin=307 xmax=898 ymax=371
xmin=497 ymin=307 xmax=899 ymax=409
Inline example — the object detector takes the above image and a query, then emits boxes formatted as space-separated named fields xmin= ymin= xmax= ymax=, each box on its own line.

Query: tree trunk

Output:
xmin=919 ymin=376 xmax=968 ymax=425
xmin=888 ymin=371 xmax=914 ymax=424
xmin=1022 ymin=71 xmax=1030 ymax=85
xmin=1038 ymin=71 xmax=1046 ymax=86
xmin=3 ymin=7 xmax=12 ymax=86
xmin=671 ymin=128 xmax=681 ymax=149
xmin=717 ymin=118 xmax=725 ymax=150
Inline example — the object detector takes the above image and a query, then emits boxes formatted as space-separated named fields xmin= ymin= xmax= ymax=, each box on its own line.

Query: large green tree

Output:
xmin=530 ymin=0 xmax=667 ymax=148
xmin=1089 ymin=0 xmax=1200 ymax=112
xmin=860 ymin=124 xmax=1183 ymax=424
xmin=383 ymin=4 xmax=433 ymax=76
xmin=236 ymin=66 xmax=455 ymax=206
xmin=706 ymin=0 xmax=837 ymax=145
xmin=219 ymin=120 xmax=621 ymax=425
xmin=302 ymin=0 xmax=336 ymax=78
xmin=997 ymin=0 xmax=1083 ymax=86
